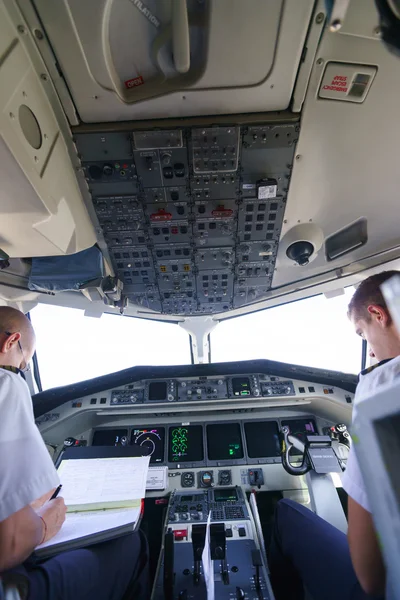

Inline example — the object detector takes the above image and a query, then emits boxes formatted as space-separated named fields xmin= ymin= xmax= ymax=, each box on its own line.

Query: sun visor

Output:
xmin=28 ymin=246 xmax=104 ymax=292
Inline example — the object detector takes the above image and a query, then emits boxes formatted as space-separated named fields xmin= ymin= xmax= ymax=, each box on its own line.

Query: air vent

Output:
xmin=325 ymin=218 xmax=368 ymax=261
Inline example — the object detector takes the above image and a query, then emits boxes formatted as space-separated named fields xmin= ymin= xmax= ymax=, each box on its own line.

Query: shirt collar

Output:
xmin=0 ymin=365 xmax=26 ymax=380
xmin=360 ymin=357 xmax=394 ymax=378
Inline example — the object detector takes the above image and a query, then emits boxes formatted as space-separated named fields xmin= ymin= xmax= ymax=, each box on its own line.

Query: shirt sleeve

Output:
xmin=341 ymin=445 xmax=370 ymax=512
xmin=0 ymin=372 xmax=59 ymax=522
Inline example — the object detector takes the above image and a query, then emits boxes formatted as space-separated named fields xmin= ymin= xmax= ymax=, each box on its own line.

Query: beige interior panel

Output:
xmin=0 ymin=0 xmax=96 ymax=258
xmin=32 ymin=0 xmax=315 ymax=123
xmin=274 ymin=0 xmax=400 ymax=287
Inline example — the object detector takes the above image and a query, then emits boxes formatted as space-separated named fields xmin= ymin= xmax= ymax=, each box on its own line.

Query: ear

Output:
xmin=0 ymin=332 xmax=21 ymax=354
xmin=367 ymin=304 xmax=390 ymax=327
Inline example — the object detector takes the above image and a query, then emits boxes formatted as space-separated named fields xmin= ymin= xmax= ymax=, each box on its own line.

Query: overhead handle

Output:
xmin=172 ymin=0 xmax=190 ymax=74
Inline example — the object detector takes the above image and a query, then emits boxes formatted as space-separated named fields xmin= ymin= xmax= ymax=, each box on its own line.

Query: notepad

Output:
xmin=35 ymin=455 xmax=150 ymax=558
xmin=59 ymin=455 xmax=150 ymax=512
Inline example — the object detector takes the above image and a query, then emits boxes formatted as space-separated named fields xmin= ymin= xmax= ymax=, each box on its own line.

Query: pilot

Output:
xmin=269 ymin=270 xmax=400 ymax=600
xmin=0 ymin=307 xmax=149 ymax=600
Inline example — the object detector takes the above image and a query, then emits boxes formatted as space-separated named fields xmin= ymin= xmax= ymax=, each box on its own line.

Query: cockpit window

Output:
xmin=30 ymin=305 xmax=192 ymax=390
xmin=210 ymin=288 xmax=362 ymax=374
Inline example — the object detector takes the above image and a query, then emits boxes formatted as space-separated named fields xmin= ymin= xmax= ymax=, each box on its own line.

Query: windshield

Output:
xmin=30 ymin=305 xmax=192 ymax=390
xmin=31 ymin=287 xmax=361 ymax=391
xmin=210 ymin=288 xmax=361 ymax=374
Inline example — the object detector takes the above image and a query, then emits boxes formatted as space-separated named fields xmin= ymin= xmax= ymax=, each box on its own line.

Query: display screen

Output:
xmin=244 ymin=421 xmax=281 ymax=458
xmin=92 ymin=429 xmax=128 ymax=446
xmin=232 ymin=377 xmax=251 ymax=396
xmin=148 ymin=381 xmax=167 ymax=401
xmin=281 ymin=419 xmax=318 ymax=456
xmin=131 ymin=427 xmax=165 ymax=463
xmin=214 ymin=488 xmax=238 ymax=502
xmin=207 ymin=423 xmax=244 ymax=460
xmin=180 ymin=495 xmax=194 ymax=502
xmin=168 ymin=425 xmax=204 ymax=462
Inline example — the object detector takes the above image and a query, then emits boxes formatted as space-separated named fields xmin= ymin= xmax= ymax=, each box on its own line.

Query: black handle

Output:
xmin=163 ymin=531 xmax=175 ymax=600
xmin=281 ymin=426 xmax=311 ymax=476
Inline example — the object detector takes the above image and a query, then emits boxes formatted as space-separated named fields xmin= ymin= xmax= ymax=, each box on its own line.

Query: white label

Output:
xmin=242 ymin=183 xmax=256 ymax=190
xmin=146 ymin=467 xmax=168 ymax=490
xmin=258 ymin=185 xmax=277 ymax=199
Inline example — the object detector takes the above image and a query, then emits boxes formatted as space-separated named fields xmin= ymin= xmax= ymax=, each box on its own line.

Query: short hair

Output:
xmin=348 ymin=270 xmax=400 ymax=321
xmin=0 ymin=306 xmax=35 ymax=347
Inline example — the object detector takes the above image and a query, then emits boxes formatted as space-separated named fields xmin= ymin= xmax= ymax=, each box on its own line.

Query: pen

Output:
xmin=50 ymin=485 xmax=62 ymax=500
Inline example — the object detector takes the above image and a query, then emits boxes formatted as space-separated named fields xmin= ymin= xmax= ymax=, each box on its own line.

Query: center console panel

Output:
xmin=152 ymin=488 xmax=274 ymax=600
xmin=168 ymin=487 xmax=248 ymax=524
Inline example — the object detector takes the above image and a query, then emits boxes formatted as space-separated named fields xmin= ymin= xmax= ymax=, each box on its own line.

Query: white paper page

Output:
xmin=58 ymin=456 xmax=150 ymax=507
xmin=36 ymin=507 xmax=140 ymax=551
xmin=146 ymin=466 xmax=168 ymax=490
xmin=201 ymin=512 xmax=215 ymax=600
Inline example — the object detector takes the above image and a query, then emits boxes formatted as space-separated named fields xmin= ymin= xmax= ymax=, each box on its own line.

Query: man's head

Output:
xmin=0 ymin=307 xmax=36 ymax=370
xmin=348 ymin=270 xmax=400 ymax=362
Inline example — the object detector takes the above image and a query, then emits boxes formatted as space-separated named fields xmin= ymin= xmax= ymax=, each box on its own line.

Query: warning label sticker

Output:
xmin=125 ymin=75 xmax=145 ymax=90
xmin=322 ymin=74 xmax=348 ymax=93
xmin=258 ymin=185 xmax=277 ymax=199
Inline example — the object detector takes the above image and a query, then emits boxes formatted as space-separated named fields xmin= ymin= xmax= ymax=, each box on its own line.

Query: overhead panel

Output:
xmin=74 ymin=116 xmax=298 ymax=315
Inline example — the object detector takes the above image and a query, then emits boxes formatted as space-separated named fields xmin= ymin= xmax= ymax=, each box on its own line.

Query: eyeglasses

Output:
xmin=3 ymin=330 xmax=31 ymax=373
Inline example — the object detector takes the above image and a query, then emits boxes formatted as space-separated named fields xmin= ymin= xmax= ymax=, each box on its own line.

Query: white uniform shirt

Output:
xmin=341 ymin=355 xmax=400 ymax=512
xmin=0 ymin=368 xmax=59 ymax=522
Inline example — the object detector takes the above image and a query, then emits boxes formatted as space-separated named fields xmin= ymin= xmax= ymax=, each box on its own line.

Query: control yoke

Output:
xmin=281 ymin=426 xmax=343 ymax=476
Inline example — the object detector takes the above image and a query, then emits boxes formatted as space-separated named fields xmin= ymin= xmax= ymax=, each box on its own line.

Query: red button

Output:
xmin=173 ymin=529 xmax=188 ymax=541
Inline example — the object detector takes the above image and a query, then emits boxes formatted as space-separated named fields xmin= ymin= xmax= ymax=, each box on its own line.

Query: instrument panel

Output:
xmin=108 ymin=374 xmax=300 ymax=406
xmin=90 ymin=416 xmax=317 ymax=470
xmin=34 ymin=361 xmax=354 ymax=496
xmin=168 ymin=487 xmax=249 ymax=524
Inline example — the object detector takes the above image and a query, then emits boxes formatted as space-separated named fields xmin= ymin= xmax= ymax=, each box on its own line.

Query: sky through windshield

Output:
xmin=31 ymin=287 xmax=361 ymax=390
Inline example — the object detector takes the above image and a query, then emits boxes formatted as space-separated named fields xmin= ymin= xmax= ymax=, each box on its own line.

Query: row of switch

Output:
xmin=145 ymin=155 xmax=185 ymax=178
xmin=171 ymin=524 xmax=247 ymax=542
xmin=238 ymin=266 xmax=269 ymax=277
xmin=193 ymin=174 xmax=236 ymax=184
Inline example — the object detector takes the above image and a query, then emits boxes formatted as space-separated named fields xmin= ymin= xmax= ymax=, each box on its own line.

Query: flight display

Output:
xmin=207 ymin=423 xmax=244 ymax=460
xmin=244 ymin=421 xmax=281 ymax=458
xmin=232 ymin=377 xmax=251 ymax=396
xmin=281 ymin=418 xmax=318 ymax=455
xmin=214 ymin=488 xmax=238 ymax=502
xmin=148 ymin=381 xmax=168 ymax=401
xmin=92 ymin=429 xmax=128 ymax=446
xmin=131 ymin=427 xmax=165 ymax=463
xmin=168 ymin=425 xmax=204 ymax=463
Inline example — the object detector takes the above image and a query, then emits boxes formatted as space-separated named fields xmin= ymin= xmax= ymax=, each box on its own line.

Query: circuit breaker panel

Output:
xmin=74 ymin=120 xmax=298 ymax=315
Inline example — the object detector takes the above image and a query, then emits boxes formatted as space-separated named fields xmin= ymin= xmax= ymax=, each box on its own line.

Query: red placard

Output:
xmin=125 ymin=75 xmax=145 ymax=89
xmin=150 ymin=210 xmax=172 ymax=222
xmin=212 ymin=207 xmax=233 ymax=218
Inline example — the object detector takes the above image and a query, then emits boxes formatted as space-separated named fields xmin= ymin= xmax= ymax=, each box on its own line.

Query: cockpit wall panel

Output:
xmin=32 ymin=0 xmax=315 ymax=123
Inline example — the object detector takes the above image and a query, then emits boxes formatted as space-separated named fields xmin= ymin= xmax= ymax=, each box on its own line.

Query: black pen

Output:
xmin=50 ymin=485 xmax=62 ymax=500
